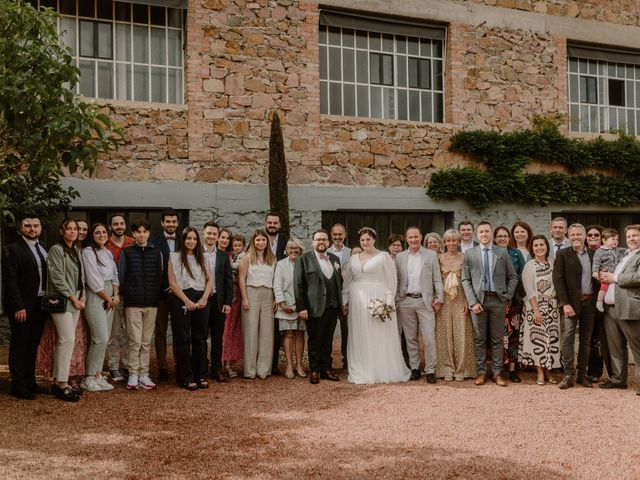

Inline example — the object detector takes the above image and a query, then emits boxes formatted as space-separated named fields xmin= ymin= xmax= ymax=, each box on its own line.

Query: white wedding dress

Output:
xmin=343 ymin=252 xmax=411 ymax=384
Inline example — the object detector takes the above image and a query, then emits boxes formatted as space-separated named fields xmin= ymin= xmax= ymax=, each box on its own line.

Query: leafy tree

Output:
xmin=268 ymin=111 xmax=290 ymax=237
xmin=0 ymin=0 xmax=122 ymax=224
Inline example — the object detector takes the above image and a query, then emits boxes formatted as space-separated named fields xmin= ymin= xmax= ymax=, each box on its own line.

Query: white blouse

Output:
xmin=246 ymin=262 xmax=275 ymax=288
xmin=82 ymin=247 xmax=119 ymax=294
xmin=170 ymin=252 xmax=207 ymax=291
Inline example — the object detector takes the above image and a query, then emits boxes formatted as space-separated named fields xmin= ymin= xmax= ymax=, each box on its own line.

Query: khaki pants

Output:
xmin=126 ymin=307 xmax=157 ymax=376
xmin=51 ymin=310 xmax=81 ymax=383
xmin=84 ymin=282 xmax=114 ymax=376
xmin=241 ymin=286 xmax=274 ymax=378
xmin=106 ymin=299 xmax=128 ymax=370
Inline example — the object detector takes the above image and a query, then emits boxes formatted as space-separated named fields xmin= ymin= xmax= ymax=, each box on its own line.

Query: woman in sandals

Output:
xmin=168 ymin=227 xmax=213 ymax=390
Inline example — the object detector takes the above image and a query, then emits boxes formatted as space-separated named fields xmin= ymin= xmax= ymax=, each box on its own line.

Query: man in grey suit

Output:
xmin=328 ymin=223 xmax=351 ymax=369
xmin=462 ymin=221 xmax=518 ymax=386
xmin=549 ymin=216 xmax=571 ymax=262
xmin=395 ymin=227 xmax=444 ymax=383
xmin=600 ymin=224 xmax=640 ymax=394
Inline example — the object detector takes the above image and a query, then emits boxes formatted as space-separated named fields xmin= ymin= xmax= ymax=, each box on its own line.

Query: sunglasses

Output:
xmin=587 ymin=233 xmax=601 ymax=237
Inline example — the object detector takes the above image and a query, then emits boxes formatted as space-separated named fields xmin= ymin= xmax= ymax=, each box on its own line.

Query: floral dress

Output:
xmin=222 ymin=251 xmax=244 ymax=362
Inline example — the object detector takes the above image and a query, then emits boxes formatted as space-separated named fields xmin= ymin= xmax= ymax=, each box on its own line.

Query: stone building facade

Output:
xmin=58 ymin=0 xmax=640 ymax=242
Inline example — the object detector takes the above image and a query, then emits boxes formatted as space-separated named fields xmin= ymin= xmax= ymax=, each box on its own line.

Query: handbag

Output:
xmin=41 ymin=294 xmax=67 ymax=313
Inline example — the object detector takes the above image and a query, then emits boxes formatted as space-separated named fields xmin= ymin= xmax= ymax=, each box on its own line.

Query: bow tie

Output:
xmin=166 ymin=235 xmax=176 ymax=240
xmin=319 ymin=254 xmax=329 ymax=260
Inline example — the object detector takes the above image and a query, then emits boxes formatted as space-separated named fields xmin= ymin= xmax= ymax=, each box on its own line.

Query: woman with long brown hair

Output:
xmin=238 ymin=229 xmax=276 ymax=379
xmin=168 ymin=226 xmax=213 ymax=390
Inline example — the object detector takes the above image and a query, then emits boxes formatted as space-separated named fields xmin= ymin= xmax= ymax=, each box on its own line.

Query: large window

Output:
xmin=38 ymin=0 xmax=185 ymax=104
xmin=319 ymin=11 xmax=445 ymax=123
xmin=568 ymin=44 xmax=640 ymax=135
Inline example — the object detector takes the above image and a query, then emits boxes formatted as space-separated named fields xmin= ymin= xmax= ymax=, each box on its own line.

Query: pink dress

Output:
xmin=222 ymin=252 xmax=244 ymax=362
xmin=36 ymin=313 xmax=90 ymax=378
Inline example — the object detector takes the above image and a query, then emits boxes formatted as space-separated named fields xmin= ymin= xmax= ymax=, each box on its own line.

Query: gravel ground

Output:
xmin=0 ymin=342 xmax=639 ymax=480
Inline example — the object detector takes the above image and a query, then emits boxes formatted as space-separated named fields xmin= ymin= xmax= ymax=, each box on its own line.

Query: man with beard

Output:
xmin=2 ymin=215 xmax=49 ymax=399
xmin=265 ymin=212 xmax=288 ymax=375
xmin=105 ymin=213 xmax=134 ymax=381
xmin=151 ymin=209 xmax=180 ymax=381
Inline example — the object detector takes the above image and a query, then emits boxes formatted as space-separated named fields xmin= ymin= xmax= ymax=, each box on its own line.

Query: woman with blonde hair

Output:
xmin=273 ymin=238 xmax=306 ymax=378
xmin=238 ymin=230 xmax=277 ymax=379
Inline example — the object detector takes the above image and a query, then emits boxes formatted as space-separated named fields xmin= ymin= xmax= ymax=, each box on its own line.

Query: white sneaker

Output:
xmin=80 ymin=377 xmax=102 ymax=392
xmin=96 ymin=376 xmax=114 ymax=391
xmin=126 ymin=374 xmax=139 ymax=390
xmin=137 ymin=375 xmax=156 ymax=390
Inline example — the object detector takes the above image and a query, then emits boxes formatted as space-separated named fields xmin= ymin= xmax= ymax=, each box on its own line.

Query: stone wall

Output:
xmin=460 ymin=0 xmax=640 ymax=27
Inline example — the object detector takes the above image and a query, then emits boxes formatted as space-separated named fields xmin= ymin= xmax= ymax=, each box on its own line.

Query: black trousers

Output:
xmin=272 ymin=318 xmax=282 ymax=370
xmin=208 ymin=294 xmax=226 ymax=373
xmin=306 ymin=306 xmax=338 ymax=373
xmin=9 ymin=303 xmax=46 ymax=391
xmin=588 ymin=309 xmax=612 ymax=379
xmin=339 ymin=313 xmax=348 ymax=367
xmin=170 ymin=289 xmax=209 ymax=384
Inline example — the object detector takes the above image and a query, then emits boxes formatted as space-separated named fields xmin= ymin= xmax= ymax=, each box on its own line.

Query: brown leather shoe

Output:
xmin=493 ymin=374 xmax=507 ymax=387
xmin=558 ymin=376 xmax=575 ymax=390
xmin=474 ymin=375 xmax=486 ymax=386
xmin=320 ymin=371 xmax=339 ymax=381
xmin=576 ymin=376 xmax=593 ymax=388
xmin=213 ymin=370 xmax=227 ymax=383
xmin=309 ymin=372 xmax=320 ymax=384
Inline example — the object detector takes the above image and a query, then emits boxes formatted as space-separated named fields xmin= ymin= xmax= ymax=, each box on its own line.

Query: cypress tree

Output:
xmin=268 ymin=111 xmax=290 ymax=237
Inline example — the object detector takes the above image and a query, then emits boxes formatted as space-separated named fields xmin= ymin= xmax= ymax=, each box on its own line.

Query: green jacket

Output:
xmin=46 ymin=243 xmax=84 ymax=313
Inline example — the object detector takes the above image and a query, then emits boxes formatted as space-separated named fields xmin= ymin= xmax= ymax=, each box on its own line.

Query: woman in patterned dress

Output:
xmin=435 ymin=229 xmax=477 ymax=381
xmin=519 ymin=235 xmax=562 ymax=385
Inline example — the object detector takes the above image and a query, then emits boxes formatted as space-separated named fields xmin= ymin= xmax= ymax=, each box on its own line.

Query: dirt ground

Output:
xmin=0 ymin=342 xmax=639 ymax=480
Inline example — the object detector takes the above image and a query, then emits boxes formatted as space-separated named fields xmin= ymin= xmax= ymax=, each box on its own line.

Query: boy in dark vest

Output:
xmin=119 ymin=218 xmax=164 ymax=391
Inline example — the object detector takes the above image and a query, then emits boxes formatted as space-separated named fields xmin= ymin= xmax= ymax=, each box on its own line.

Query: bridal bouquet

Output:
xmin=368 ymin=297 xmax=395 ymax=323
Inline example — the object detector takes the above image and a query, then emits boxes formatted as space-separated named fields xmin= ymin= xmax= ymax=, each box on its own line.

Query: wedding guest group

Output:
xmin=4 ymin=211 xmax=640 ymax=401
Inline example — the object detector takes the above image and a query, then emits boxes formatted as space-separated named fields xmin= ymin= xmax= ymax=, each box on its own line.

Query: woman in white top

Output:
xmin=168 ymin=227 xmax=213 ymax=390
xmin=81 ymin=223 xmax=120 ymax=392
xmin=273 ymin=238 xmax=306 ymax=379
xmin=238 ymin=229 xmax=276 ymax=379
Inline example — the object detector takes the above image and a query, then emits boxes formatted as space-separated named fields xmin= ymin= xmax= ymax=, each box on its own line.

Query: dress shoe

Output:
xmin=158 ymin=368 xmax=169 ymax=382
xmin=558 ymin=376 xmax=575 ymax=390
xmin=474 ymin=375 xmax=486 ymax=386
xmin=493 ymin=374 xmax=507 ymax=387
xmin=320 ymin=371 xmax=339 ymax=381
xmin=11 ymin=388 xmax=35 ymax=400
xmin=213 ymin=370 xmax=227 ymax=383
xmin=577 ymin=376 xmax=593 ymax=388
xmin=410 ymin=369 xmax=421 ymax=381
xmin=599 ymin=380 xmax=627 ymax=389
xmin=509 ymin=372 xmax=521 ymax=383
xmin=271 ymin=366 xmax=282 ymax=376
xmin=426 ymin=373 xmax=437 ymax=384
xmin=588 ymin=376 xmax=599 ymax=383
xmin=309 ymin=372 xmax=320 ymax=384
xmin=636 ymin=387 xmax=640 ymax=396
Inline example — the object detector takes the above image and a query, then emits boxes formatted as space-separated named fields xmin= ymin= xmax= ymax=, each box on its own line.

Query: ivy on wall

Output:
xmin=427 ymin=117 xmax=640 ymax=209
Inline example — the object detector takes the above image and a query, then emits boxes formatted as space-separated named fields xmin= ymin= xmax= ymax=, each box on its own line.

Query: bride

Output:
xmin=342 ymin=227 xmax=410 ymax=384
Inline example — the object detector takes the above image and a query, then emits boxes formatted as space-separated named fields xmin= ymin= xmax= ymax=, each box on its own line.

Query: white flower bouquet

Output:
xmin=368 ymin=295 xmax=395 ymax=323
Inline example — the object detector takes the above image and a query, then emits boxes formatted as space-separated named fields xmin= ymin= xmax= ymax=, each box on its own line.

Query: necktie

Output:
xmin=483 ymin=247 xmax=491 ymax=292
xmin=555 ymin=244 xmax=561 ymax=255
xmin=34 ymin=242 xmax=46 ymax=292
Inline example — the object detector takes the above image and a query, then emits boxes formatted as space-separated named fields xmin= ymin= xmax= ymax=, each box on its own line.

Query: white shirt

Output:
xmin=331 ymin=245 xmax=346 ymax=263
xmin=165 ymin=232 xmax=176 ymax=252
xmin=406 ymin=249 xmax=423 ymax=294
xmin=82 ymin=247 xmax=119 ymax=294
xmin=604 ymin=249 xmax=639 ymax=305
xmin=204 ymin=247 xmax=217 ymax=294
xmin=170 ymin=252 xmax=207 ymax=291
xmin=23 ymin=236 xmax=47 ymax=296
xmin=314 ymin=250 xmax=333 ymax=279
xmin=460 ymin=241 xmax=475 ymax=253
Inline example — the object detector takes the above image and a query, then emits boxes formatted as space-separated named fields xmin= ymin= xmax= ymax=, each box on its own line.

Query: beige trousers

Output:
xmin=126 ymin=307 xmax=158 ymax=376
xmin=51 ymin=310 xmax=81 ymax=383
xmin=241 ymin=286 xmax=274 ymax=378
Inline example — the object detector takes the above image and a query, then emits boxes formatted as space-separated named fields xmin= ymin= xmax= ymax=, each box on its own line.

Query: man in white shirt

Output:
xmin=457 ymin=221 xmax=478 ymax=253
xmin=395 ymin=227 xmax=444 ymax=383
xmin=202 ymin=221 xmax=232 ymax=382
xmin=600 ymin=224 xmax=640 ymax=394
xmin=327 ymin=223 xmax=351 ymax=369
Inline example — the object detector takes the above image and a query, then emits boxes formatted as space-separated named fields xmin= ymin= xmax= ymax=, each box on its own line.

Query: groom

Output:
xmin=294 ymin=229 xmax=343 ymax=384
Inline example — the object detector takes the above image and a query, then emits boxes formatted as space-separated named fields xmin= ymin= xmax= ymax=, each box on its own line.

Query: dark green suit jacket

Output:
xmin=293 ymin=250 xmax=342 ymax=318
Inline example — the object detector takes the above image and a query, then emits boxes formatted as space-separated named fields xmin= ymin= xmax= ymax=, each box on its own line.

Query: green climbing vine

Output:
xmin=427 ymin=117 xmax=640 ymax=209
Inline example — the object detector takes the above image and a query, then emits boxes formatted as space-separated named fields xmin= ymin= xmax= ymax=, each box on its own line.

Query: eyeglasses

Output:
xmin=587 ymin=233 xmax=601 ymax=237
